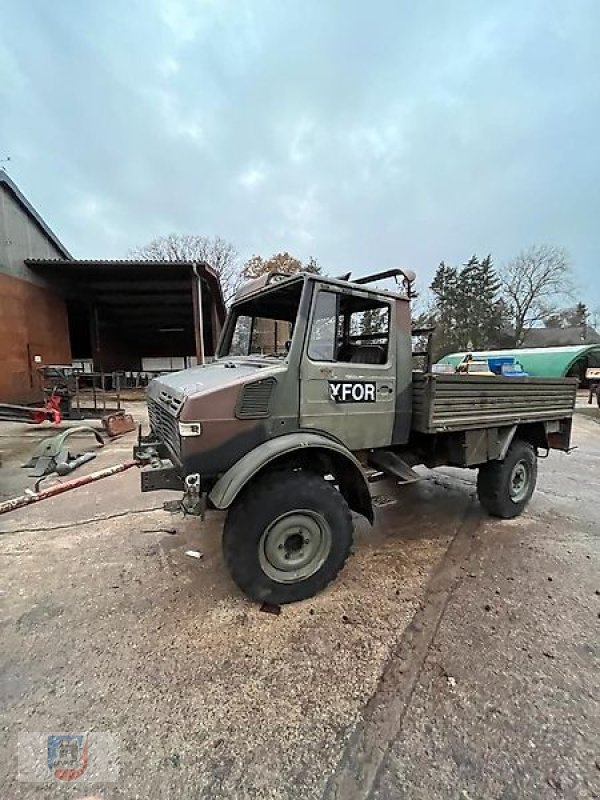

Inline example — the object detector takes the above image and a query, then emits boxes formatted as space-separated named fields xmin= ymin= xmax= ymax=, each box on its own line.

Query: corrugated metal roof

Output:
xmin=0 ymin=169 xmax=71 ymax=259
xmin=27 ymin=258 xmax=200 ymax=266
xmin=26 ymin=257 xmax=226 ymax=323
xmin=438 ymin=345 xmax=600 ymax=377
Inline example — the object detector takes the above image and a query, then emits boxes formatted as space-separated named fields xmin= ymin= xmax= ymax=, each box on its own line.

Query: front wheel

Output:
xmin=222 ymin=470 xmax=354 ymax=604
xmin=477 ymin=439 xmax=538 ymax=519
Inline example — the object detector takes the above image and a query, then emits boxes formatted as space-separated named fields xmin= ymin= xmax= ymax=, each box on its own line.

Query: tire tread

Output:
xmin=223 ymin=470 xmax=353 ymax=604
xmin=477 ymin=439 xmax=537 ymax=519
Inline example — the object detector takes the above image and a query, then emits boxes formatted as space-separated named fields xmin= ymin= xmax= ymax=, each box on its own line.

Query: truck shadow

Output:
xmin=156 ymin=468 xmax=484 ymax=603
xmin=361 ymin=469 xmax=480 ymax=546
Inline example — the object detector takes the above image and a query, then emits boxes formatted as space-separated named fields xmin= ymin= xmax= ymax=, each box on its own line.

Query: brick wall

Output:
xmin=0 ymin=272 xmax=71 ymax=404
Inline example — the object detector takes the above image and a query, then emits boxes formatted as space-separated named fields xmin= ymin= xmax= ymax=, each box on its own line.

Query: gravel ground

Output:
xmin=0 ymin=409 xmax=598 ymax=799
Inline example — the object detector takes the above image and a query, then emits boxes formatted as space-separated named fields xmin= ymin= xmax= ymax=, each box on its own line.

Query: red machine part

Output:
xmin=0 ymin=394 xmax=63 ymax=425
xmin=31 ymin=393 xmax=63 ymax=425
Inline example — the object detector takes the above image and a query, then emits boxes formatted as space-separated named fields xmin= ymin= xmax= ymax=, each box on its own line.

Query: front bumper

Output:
xmin=134 ymin=438 xmax=183 ymax=492
xmin=140 ymin=459 xmax=183 ymax=492
xmin=137 ymin=448 xmax=204 ymax=515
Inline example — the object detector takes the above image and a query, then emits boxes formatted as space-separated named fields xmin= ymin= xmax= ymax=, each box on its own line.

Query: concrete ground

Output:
xmin=0 ymin=405 xmax=598 ymax=799
xmin=328 ymin=412 xmax=600 ymax=800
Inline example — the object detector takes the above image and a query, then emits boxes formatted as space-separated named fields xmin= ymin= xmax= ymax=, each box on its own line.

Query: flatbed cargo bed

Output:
xmin=411 ymin=373 xmax=577 ymax=434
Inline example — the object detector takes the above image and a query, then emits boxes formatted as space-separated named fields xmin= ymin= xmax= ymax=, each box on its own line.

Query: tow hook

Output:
xmin=164 ymin=473 xmax=205 ymax=518
xmin=183 ymin=474 xmax=204 ymax=516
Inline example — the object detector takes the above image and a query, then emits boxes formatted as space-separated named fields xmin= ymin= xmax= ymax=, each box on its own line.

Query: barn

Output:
xmin=0 ymin=170 xmax=225 ymax=404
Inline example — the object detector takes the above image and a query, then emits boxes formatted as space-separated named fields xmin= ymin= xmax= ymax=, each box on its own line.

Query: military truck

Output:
xmin=135 ymin=269 xmax=576 ymax=604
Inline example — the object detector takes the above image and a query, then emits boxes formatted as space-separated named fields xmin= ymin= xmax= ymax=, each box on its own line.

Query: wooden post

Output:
xmin=210 ymin=302 xmax=221 ymax=356
xmin=192 ymin=269 xmax=205 ymax=365
xmin=91 ymin=302 xmax=102 ymax=372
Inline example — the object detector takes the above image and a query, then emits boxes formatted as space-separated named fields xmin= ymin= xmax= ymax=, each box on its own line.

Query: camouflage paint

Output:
xmin=208 ymin=430 xmax=370 ymax=511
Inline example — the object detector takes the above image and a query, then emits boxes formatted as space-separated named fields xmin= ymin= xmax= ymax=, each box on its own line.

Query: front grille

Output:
xmin=148 ymin=396 xmax=181 ymax=458
xmin=236 ymin=378 xmax=276 ymax=419
xmin=159 ymin=390 xmax=183 ymax=414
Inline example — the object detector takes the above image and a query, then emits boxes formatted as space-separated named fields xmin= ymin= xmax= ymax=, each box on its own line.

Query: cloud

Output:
xmin=277 ymin=186 xmax=320 ymax=246
xmin=156 ymin=0 xmax=205 ymax=43
xmin=238 ymin=165 xmax=267 ymax=190
xmin=0 ymin=0 xmax=599 ymax=307
xmin=157 ymin=56 xmax=180 ymax=78
xmin=68 ymin=192 xmax=128 ymax=251
xmin=287 ymin=117 xmax=317 ymax=164
xmin=151 ymin=88 xmax=206 ymax=143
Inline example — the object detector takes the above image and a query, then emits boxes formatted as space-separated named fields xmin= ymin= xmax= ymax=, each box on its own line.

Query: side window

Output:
xmin=348 ymin=307 xmax=390 ymax=348
xmin=308 ymin=290 xmax=391 ymax=364
xmin=341 ymin=303 xmax=390 ymax=364
xmin=308 ymin=291 xmax=337 ymax=361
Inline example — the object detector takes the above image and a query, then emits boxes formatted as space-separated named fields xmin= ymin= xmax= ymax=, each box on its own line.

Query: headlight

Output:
xmin=178 ymin=421 xmax=202 ymax=437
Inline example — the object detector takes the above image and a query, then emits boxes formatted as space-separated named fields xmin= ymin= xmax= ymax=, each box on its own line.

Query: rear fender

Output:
xmin=208 ymin=432 xmax=374 ymax=523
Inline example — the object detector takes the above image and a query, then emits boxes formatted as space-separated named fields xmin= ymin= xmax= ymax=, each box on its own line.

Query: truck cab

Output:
xmin=141 ymin=269 xmax=415 ymax=489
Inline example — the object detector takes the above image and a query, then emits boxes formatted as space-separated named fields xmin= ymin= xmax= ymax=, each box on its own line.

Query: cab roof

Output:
xmin=232 ymin=268 xmax=414 ymax=305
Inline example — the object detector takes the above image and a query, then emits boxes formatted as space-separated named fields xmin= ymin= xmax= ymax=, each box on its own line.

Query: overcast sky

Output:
xmin=1 ymin=0 xmax=599 ymax=309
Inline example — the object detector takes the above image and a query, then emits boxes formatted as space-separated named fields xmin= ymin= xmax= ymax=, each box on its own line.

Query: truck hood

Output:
xmin=148 ymin=358 xmax=285 ymax=405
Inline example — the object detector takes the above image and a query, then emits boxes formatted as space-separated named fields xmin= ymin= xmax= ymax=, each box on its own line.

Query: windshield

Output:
xmin=220 ymin=278 xmax=304 ymax=358
xmin=228 ymin=315 xmax=293 ymax=357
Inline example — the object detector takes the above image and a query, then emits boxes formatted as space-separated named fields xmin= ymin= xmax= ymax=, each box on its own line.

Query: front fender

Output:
xmin=208 ymin=431 xmax=373 ymax=522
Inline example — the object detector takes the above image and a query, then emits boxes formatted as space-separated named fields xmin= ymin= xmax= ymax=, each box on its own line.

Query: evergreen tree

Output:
xmin=357 ymin=307 xmax=386 ymax=337
xmin=543 ymin=301 xmax=589 ymax=329
xmin=430 ymin=261 xmax=460 ymax=353
xmin=567 ymin=302 xmax=588 ymax=328
xmin=428 ymin=255 xmax=508 ymax=358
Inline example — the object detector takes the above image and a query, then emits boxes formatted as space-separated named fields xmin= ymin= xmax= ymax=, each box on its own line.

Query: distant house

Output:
xmin=521 ymin=326 xmax=600 ymax=347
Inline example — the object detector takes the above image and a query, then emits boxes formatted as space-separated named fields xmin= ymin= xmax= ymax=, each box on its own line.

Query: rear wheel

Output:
xmin=477 ymin=439 xmax=537 ymax=519
xmin=223 ymin=470 xmax=354 ymax=604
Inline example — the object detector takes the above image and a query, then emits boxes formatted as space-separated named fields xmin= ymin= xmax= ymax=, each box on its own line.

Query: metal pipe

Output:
xmin=0 ymin=460 xmax=138 ymax=517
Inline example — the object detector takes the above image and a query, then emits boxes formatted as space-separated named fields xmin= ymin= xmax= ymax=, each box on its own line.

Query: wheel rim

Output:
xmin=258 ymin=510 xmax=332 ymax=584
xmin=509 ymin=459 xmax=530 ymax=502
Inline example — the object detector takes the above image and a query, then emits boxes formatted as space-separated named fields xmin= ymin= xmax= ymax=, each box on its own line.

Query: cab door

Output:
xmin=299 ymin=285 xmax=396 ymax=450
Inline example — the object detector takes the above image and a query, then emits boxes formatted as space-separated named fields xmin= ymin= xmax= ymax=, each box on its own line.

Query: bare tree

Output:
xmin=130 ymin=233 xmax=243 ymax=304
xmin=242 ymin=251 xmax=322 ymax=279
xmin=501 ymin=244 xmax=574 ymax=346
